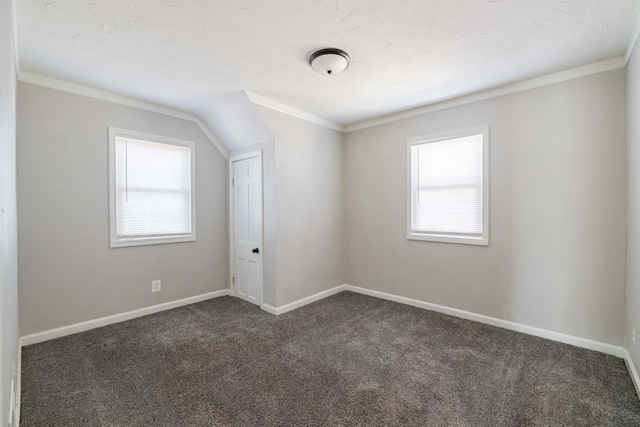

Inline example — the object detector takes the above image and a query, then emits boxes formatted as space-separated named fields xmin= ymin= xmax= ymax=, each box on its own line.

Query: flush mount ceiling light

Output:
xmin=309 ymin=48 xmax=350 ymax=75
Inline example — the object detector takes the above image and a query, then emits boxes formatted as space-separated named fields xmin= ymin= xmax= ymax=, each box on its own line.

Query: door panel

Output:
xmin=233 ymin=155 xmax=263 ymax=306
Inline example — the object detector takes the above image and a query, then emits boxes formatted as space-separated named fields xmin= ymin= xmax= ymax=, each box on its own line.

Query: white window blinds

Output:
xmin=109 ymin=128 xmax=196 ymax=247
xmin=408 ymin=127 xmax=488 ymax=245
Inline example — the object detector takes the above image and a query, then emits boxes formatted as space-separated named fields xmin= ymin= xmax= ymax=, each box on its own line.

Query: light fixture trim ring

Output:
xmin=309 ymin=48 xmax=351 ymax=75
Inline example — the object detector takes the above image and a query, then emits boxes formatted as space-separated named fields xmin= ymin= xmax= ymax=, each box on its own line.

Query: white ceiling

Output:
xmin=15 ymin=0 xmax=640 ymax=140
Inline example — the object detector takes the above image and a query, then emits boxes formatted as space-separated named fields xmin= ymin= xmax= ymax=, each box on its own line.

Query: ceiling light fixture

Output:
xmin=309 ymin=48 xmax=350 ymax=75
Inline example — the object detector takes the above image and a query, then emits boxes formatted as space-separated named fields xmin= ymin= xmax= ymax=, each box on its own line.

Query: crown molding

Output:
xmin=17 ymin=72 xmax=228 ymax=158
xmin=245 ymin=91 xmax=345 ymax=132
xmin=345 ymin=57 xmax=625 ymax=132
xmin=11 ymin=0 xmax=20 ymax=76
xmin=625 ymin=10 xmax=640 ymax=65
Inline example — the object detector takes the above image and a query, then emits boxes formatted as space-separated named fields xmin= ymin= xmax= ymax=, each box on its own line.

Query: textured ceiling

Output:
xmin=16 ymin=0 xmax=640 ymax=134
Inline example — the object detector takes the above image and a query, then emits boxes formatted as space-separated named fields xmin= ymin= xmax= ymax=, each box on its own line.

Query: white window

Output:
xmin=109 ymin=128 xmax=196 ymax=248
xmin=407 ymin=126 xmax=489 ymax=245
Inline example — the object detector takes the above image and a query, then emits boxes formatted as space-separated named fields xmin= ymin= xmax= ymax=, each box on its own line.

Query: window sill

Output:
xmin=406 ymin=232 xmax=489 ymax=246
xmin=110 ymin=235 xmax=196 ymax=248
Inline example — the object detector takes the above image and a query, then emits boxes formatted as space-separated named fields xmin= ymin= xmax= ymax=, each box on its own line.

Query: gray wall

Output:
xmin=255 ymin=106 xmax=346 ymax=307
xmin=345 ymin=70 xmax=627 ymax=345
xmin=18 ymin=83 xmax=228 ymax=336
xmin=0 ymin=0 xmax=19 ymax=423
xmin=627 ymin=41 xmax=640 ymax=371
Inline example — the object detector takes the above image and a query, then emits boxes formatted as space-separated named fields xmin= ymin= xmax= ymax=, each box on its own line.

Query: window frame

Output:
xmin=406 ymin=125 xmax=489 ymax=246
xmin=108 ymin=127 xmax=197 ymax=248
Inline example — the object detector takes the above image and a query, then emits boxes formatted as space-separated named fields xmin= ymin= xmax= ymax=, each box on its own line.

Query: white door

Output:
xmin=232 ymin=153 xmax=263 ymax=306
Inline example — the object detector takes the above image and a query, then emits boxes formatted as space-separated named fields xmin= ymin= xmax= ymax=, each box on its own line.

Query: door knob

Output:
xmin=252 ymin=248 xmax=260 ymax=254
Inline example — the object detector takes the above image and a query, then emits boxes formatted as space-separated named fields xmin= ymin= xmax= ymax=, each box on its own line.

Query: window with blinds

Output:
xmin=109 ymin=128 xmax=196 ymax=247
xmin=407 ymin=126 xmax=489 ymax=245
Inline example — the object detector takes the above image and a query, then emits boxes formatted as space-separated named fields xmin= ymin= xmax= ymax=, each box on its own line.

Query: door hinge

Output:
xmin=232 ymin=276 xmax=235 ymax=285
xmin=232 ymin=178 xmax=234 ymax=186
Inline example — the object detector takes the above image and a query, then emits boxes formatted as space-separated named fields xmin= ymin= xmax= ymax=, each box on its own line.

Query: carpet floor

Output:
xmin=20 ymin=291 xmax=640 ymax=426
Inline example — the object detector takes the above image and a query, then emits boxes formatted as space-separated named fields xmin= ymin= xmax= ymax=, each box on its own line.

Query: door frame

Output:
xmin=228 ymin=150 xmax=264 ymax=301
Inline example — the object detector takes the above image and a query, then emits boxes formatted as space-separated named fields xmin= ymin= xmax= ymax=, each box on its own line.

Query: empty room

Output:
xmin=3 ymin=0 xmax=640 ymax=425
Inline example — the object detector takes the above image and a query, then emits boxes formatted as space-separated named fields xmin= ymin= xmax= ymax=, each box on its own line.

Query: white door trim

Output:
xmin=228 ymin=150 xmax=264 ymax=300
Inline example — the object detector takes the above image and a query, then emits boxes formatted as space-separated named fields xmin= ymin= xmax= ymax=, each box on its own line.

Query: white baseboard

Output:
xmin=260 ymin=303 xmax=278 ymax=316
xmin=15 ymin=283 xmax=635 ymax=416
xmin=9 ymin=377 xmax=15 ymax=427
xmin=257 ymin=284 xmax=623 ymax=358
xmin=19 ymin=289 xmax=229 ymax=346
xmin=14 ymin=345 xmax=21 ymax=427
xmin=624 ymin=349 xmax=640 ymax=398
xmin=343 ymin=285 xmax=624 ymax=358
xmin=13 ymin=403 xmax=20 ymax=427
xmin=260 ymin=285 xmax=345 ymax=316
xmin=260 ymin=303 xmax=278 ymax=315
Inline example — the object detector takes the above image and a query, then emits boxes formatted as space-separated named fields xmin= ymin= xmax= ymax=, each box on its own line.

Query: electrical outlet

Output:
xmin=151 ymin=280 xmax=161 ymax=292
xmin=633 ymin=328 xmax=636 ymax=348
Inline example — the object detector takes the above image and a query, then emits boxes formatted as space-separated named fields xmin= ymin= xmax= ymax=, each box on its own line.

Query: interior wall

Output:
xmin=17 ymin=82 xmax=228 ymax=336
xmin=255 ymin=105 xmax=346 ymax=307
xmin=345 ymin=69 xmax=627 ymax=345
xmin=229 ymin=139 xmax=277 ymax=307
xmin=0 ymin=0 xmax=19 ymax=423
xmin=626 ymin=40 xmax=640 ymax=370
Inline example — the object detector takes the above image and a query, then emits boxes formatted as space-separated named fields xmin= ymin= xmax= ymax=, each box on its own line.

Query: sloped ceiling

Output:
xmin=15 ymin=0 xmax=640 ymax=149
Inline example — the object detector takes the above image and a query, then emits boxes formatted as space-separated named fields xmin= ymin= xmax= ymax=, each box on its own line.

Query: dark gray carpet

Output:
xmin=20 ymin=291 xmax=640 ymax=426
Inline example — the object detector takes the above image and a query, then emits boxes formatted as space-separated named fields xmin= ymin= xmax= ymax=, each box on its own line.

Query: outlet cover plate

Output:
xmin=151 ymin=280 xmax=161 ymax=292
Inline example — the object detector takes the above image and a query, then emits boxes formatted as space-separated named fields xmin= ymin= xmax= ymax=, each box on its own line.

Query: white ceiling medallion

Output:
xmin=309 ymin=48 xmax=350 ymax=75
